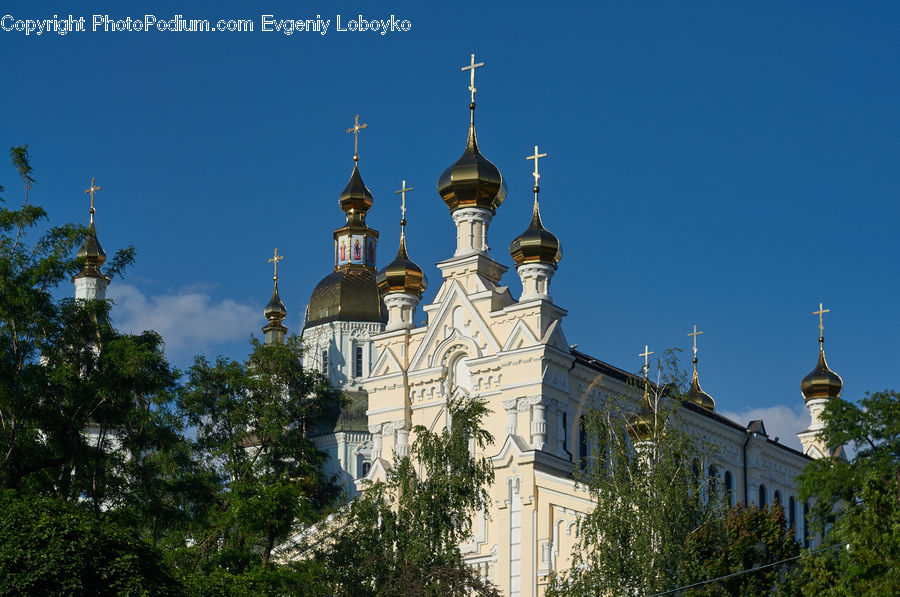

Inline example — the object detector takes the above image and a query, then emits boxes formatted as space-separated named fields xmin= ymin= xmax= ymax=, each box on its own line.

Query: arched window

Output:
xmin=724 ymin=471 xmax=734 ymax=508
xmin=803 ymin=502 xmax=810 ymax=548
xmin=774 ymin=490 xmax=782 ymax=506
xmin=578 ymin=415 xmax=588 ymax=470
xmin=360 ymin=461 xmax=371 ymax=478
xmin=691 ymin=459 xmax=701 ymax=487
xmin=708 ymin=466 xmax=718 ymax=503
xmin=758 ymin=484 xmax=767 ymax=507
xmin=789 ymin=496 xmax=796 ymax=536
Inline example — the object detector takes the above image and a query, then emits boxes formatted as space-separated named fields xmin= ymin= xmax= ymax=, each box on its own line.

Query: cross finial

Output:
xmin=395 ymin=180 xmax=412 ymax=224
xmin=639 ymin=345 xmax=654 ymax=377
xmin=688 ymin=324 xmax=704 ymax=358
xmin=461 ymin=53 xmax=485 ymax=104
xmin=84 ymin=177 xmax=101 ymax=225
xmin=268 ymin=247 xmax=284 ymax=281
xmin=346 ymin=114 xmax=368 ymax=162
xmin=813 ymin=302 xmax=830 ymax=342
xmin=526 ymin=145 xmax=547 ymax=191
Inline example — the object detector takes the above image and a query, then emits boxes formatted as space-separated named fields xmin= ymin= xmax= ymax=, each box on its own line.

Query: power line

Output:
xmin=649 ymin=543 xmax=845 ymax=596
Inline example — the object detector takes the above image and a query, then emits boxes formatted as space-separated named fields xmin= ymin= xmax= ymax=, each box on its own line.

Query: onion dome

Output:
xmin=76 ymin=222 xmax=107 ymax=277
xmin=627 ymin=397 xmax=655 ymax=442
xmin=685 ymin=356 xmax=716 ymax=411
xmin=262 ymin=250 xmax=288 ymax=344
xmin=340 ymin=164 xmax=374 ymax=222
xmin=437 ymin=105 xmax=507 ymax=213
xmin=305 ymin=270 xmax=386 ymax=329
xmin=801 ymin=343 xmax=843 ymax=401
xmin=509 ymin=198 xmax=562 ymax=267
xmin=265 ymin=282 xmax=287 ymax=322
xmin=377 ymin=230 xmax=427 ymax=297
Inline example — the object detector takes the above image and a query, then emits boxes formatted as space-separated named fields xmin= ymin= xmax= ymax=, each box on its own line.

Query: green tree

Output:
xmin=309 ymin=395 xmax=500 ymax=596
xmin=681 ymin=502 xmax=802 ymax=596
xmin=176 ymin=336 xmax=341 ymax=576
xmin=796 ymin=389 xmax=900 ymax=595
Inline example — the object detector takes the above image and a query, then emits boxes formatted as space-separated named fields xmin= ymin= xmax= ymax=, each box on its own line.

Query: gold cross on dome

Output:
xmin=461 ymin=53 xmax=485 ymax=103
xmin=394 ymin=180 xmax=412 ymax=221
xmin=688 ymin=324 xmax=703 ymax=357
xmin=639 ymin=345 xmax=654 ymax=376
xmin=526 ymin=145 xmax=547 ymax=186
xmin=84 ymin=177 xmax=101 ymax=224
xmin=346 ymin=114 xmax=367 ymax=161
xmin=268 ymin=247 xmax=283 ymax=280
xmin=813 ymin=302 xmax=830 ymax=338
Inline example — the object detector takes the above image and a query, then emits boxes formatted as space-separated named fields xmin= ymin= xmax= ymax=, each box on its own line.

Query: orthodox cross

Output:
xmin=526 ymin=145 xmax=547 ymax=188
xmin=813 ymin=302 xmax=830 ymax=339
xmin=84 ymin=177 xmax=101 ymax=224
xmin=346 ymin=114 xmax=367 ymax=161
xmin=639 ymin=345 xmax=654 ymax=377
xmin=688 ymin=324 xmax=703 ymax=358
xmin=395 ymin=180 xmax=412 ymax=223
xmin=269 ymin=247 xmax=283 ymax=280
xmin=461 ymin=53 xmax=484 ymax=103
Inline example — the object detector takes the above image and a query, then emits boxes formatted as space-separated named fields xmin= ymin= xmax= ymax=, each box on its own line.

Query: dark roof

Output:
xmin=311 ymin=389 xmax=369 ymax=436
xmin=304 ymin=269 xmax=387 ymax=330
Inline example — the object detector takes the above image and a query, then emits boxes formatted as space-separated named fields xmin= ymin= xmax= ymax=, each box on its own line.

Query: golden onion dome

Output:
xmin=437 ymin=106 xmax=507 ymax=213
xmin=377 ymin=234 xmax=427 ymax=297
xmin=264 ymin=282 xmax=287 ymax=320
xmin=304 ymin=269 xmax=386 ymax=330
xmin=339 ymin=163 xmax=374 ymax=217
xmin=801 ymin=346 xmax=843 ymax=401
xmin=76 ymin=222 xmax=107 ymax=276
xmin=685 ymin=358 xmax=715 ymax=411
xmin=509 ymin=198 xmax=562 ymax=267
xmin=627 ymin=397 xmax=655 ymax=442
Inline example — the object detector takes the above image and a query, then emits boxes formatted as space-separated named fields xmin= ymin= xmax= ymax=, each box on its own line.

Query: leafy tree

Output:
xmin=176 ymin=336 xmax=341 ymax=575
xmin=796 ymin=389 xmax=900 ymax=595
xmin=681 ymin=502 xmax=802 ymax=596
xmin=309 ymin=395 xmax=500 ymax=596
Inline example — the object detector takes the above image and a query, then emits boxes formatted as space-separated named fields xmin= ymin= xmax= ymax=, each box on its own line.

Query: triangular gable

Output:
xmin=501 ymin=319 xmax=539 ymax=352
xmin=409 ymin=280 xmax=501 ymax=370
xmin=541 ymin=319 xmax=570 ymax=352
xmin=371 ymin=346 xmax=403 ymax=378
xmin=490 ymin=434 xmax=531 ymax=466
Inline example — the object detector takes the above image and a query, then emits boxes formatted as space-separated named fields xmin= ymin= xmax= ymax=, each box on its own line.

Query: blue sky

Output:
xmin=3 ymin=1 xmax=898 ymax=449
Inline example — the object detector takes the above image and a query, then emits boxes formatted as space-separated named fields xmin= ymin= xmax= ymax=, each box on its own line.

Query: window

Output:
xmin=355 ymin=346 xmax=363 ymax=378
xmin=724 ymin=471 xmax=733 ymax=508
xmin=578 ymin=415 xmax=588 ymax=470
xmin=758 ymin=484 xmax=767 ymax=507
xmin=562 ymin=412 xmax=568 ymax=454
xmin=321 ymin=349 xmax=328 ymax=374
xmin=708 ymin=466 xmax=718 ymax=502
xmin=789 ymin=496 xmax=796 ymax=535
xmin=361 ymin=461 xmax=371 ymax=477
xmin=774 ymin=490 xmax=782 ymax=506
xmin=803 ymin=502 xmax=810 ymax=548
xmin=691 ymin=459 xmax=701 ymax=493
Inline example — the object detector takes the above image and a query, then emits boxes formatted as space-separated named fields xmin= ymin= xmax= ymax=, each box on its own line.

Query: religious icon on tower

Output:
xmin=338 ymin=237 xmax=348 ymax=265
xmin=365 ymin=238 xmax=376 ymax=266
xmin=350 ymin=235 xmax=364 ymax=264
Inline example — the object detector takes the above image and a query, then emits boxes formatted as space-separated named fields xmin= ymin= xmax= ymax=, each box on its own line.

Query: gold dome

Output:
xmin=264 ymin=283 xmax=287 ymax=320
xmin=305 ymin=269 xmax=386 ymax=329
xmin=801 ymin=347 xmax=843 ymax=401
xmin=685 ymin=358 xmax=715 ymax=411
xmin=627 ymin=397 xmax=655 ymax=442
xmin=437 ymin=106 xmax=507 ymax=213
xmin=339 ymin=164 xmax=374 ymax=220
xmin=75 ymin=222 xmax=107 ymax=277
xmin=509 ymin=198 xmax=562 ymax=267
xmin=377 ymin=234 xmax=427 ymax=297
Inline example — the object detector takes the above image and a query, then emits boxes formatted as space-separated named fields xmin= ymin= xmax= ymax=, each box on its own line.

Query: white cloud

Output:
xmin=720 ymin=404 xmax=811 ymax=452
xmin=107 ymin=283 xmax=259 ymax=362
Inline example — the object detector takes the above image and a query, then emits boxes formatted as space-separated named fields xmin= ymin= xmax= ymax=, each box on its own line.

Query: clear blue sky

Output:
xmin=4 ymin=1 xmax=898 ymax=448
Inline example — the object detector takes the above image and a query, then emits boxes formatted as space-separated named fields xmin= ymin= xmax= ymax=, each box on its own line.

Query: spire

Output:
xmin=378 ymin=180 xmax=426 ymax=332
xmin=685 ymin=324 xmax=715 ymax=411
xmin=73 ymin=177 xmax=109 ymax=300
xmin=510 ymin=145 xmax=562 ymax=267
xmin=263 ymin=248 xmax=287 ymax=345
xmin=801 ymin=302 xmax=843 ymax=401
xmin=437 ymin=53 xmax=507 ymax=215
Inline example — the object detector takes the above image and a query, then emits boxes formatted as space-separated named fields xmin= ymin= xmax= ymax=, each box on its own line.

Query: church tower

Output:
xmin=301 ymin=115 xmax=386 ymax=388
xmin=72 ymin=178 xmax=109 ymax=301
xmin=798 ymin=303 xmax=844 ymax=459
xmin=262 ymin=248 xmax=287 ymax=345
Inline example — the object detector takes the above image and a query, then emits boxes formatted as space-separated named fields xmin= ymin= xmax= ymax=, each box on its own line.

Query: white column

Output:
xmin=517 ymin=262 xmax=555 ymax=302
xmin=531 ymin=403 xmax=547 ymax=450
xmin=503 ymin=399 xmax=518 ymax=437
xmin=368 ymin=423 xmax=383 ymax=459
xmin=384 ymin=293 xmax=420 ymax=331
xmin=452 ymin=207 xmax=493 ymax=256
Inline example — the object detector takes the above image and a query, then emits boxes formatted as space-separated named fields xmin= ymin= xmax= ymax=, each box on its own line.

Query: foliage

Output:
xmin=796 ymin=389 xmax=900 ymax=595
xmin=681 ymin=502 xmax=802 ymax=596
xmin=176 ymin=335 xmax=341 ymax=573
xmin=310 ymin=395 xmax=500 ymax=596
xmin=0 ymin=490 xmax=182 ymax=597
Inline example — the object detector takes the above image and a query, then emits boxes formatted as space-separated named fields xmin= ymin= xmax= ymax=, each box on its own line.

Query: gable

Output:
xmin=502 ymin=318 xmax=540 ymax=352
xmin=370 ymin=347 xmax=403 ymax=378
